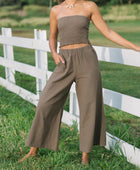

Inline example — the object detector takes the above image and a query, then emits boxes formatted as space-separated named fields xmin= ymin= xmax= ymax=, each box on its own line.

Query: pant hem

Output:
xmin=25 ymin=142 xmax=59 ymax=151
xmin=80 ymin=143 xmax=106 ymax=153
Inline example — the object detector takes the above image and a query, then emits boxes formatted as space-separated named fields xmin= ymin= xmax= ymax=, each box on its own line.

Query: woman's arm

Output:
xmin=89 ymin=2 xmax=140 ymax=51
xmin=49 ymin=6 xmax=58 ymax=56
xmin=49 ymin=6 xmax=65 ymax=65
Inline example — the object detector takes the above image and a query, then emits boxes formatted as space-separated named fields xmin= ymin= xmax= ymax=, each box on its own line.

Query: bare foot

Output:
xmin=81 ymin=152 xmax=89 ymax=165
xmin=18 ymin=147 xmax=38 ymax=163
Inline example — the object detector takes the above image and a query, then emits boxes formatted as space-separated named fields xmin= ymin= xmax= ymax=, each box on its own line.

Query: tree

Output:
xmin=50 ymin=0 xmax=52 ymax=9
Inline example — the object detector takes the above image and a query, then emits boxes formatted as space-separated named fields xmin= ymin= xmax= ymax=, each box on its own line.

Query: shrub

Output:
xmin=19 ymin=17 xmax=50 ymax=27
xmin=23 ymin=5 xmax=50 ymax=17
xmin=0 ymin=18 xmax=19 ymax=27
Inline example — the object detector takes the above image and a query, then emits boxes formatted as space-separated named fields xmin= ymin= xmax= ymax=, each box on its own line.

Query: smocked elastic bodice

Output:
xmin=57 ymin=15 xmax=91 ymax=48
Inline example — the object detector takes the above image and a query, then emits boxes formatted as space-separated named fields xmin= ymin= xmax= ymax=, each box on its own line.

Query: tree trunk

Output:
xmin=120 ymin=0 xmax=123 ymax=4
xmin=50 ymin=0 xmax=52 ymax=9
xmin=128 ymin=0 xmax=132 ymax=4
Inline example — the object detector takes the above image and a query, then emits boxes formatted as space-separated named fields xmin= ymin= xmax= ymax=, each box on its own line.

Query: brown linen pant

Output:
xmin=25 ymin=44 xmax=106 ymax=153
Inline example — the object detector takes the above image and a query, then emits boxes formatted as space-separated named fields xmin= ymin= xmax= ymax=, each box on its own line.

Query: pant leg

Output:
xmin=75 ymin=45 xmax=106 ymax=153
xmin=25 ymin=51 xmax=75 ymax=151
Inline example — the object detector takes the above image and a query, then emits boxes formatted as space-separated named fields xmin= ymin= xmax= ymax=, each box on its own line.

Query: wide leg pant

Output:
xmin=25 ymin=44 xmax=106 ymax=153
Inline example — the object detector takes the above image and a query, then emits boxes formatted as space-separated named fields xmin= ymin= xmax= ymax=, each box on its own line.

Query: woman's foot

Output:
xmin=81 ymin=152 xmax=89 ymax=165
xmin=18 ymin=147 xmax=38 ymax=162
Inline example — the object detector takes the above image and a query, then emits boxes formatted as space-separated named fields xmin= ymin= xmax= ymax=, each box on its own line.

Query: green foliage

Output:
xmin=0 ymin=0 xmax=140 ymax=7
xmin=0 ymin=0 xmax=16 ymax=6
xmin=27 ymin=0 xmax=49 ymax=6
xmin=99 ymin=4 xmax=140 ymax=22
xmin=107 ymin=0 xmax=121 ymax=5
xmin=0 ymin=4 xmax=140 ymax=29
xmin=23 ymin=5 xmax=50 ymax=18
xmin=100 ymin=5 xmax=111 ymax=15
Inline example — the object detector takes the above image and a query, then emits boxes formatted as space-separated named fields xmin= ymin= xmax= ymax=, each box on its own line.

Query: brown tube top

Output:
xmin=57 ymin=15 xmax=92 ymax=48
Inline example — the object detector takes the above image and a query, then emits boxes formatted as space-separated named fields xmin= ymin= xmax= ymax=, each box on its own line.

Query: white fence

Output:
xmin=0 ymin=27 xmax=140 ymax=167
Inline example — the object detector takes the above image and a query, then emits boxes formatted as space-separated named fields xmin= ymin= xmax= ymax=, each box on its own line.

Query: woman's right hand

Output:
xmin=53 ymin=52 xmax=65 ymax=65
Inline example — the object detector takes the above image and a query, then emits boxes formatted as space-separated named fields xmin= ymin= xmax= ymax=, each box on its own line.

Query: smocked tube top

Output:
xmin=57 ymin=15 xmax=92 ymax=48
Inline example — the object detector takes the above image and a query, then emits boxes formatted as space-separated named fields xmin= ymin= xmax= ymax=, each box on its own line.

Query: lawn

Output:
xmin=0 ymin=86 xmax=139 ymax=169
xmin=0 ymin=5 xmax=140 ymax=170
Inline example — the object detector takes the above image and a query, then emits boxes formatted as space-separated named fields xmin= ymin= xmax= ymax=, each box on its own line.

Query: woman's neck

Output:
xmin=65 ymin=0 xmax=79 ymax=3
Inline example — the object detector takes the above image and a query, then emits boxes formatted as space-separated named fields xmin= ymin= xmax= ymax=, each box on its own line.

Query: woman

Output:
xmin=19 ymin=0 xmax=140 ymax=165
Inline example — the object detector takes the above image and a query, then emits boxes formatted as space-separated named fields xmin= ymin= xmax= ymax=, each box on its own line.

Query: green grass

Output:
xmin=0 ymin=4 xmax=140 ymax=169
xmin=89 ymin=20 xmax=140 ymax=47
xmin=0 ymin=86 xmax=139 ymax=169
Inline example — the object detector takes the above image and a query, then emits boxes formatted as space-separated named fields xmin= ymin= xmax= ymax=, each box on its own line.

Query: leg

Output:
xmin=18 ymin=147 xmax=38 ymax=162
xmin=18 ymin=46 xmax=76 ymax=162
xmin=75 ymin=46 xmax=106 ymax=153
xmin=25 ymin=70 xmax=74 ymax=151
xmin=25 ymin=49 xmax=75 ymax=151
xmin=81 ymin=152 xmax=89 ymax=165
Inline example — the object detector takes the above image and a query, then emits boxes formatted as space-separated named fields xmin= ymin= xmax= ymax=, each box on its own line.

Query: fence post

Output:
xmin=2 ymin=27 xmax=15 ymax=84
xmin=69 ymin=89 xmax=80 ymax=130
xmin=34 ymin=29 xmax=48 ymax=98
xmin=70 ymin=90 xmax=79 ymax=116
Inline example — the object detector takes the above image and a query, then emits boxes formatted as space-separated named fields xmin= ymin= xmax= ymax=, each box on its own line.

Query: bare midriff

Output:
xmin=60 ymin=43 xmax=89 ymax=49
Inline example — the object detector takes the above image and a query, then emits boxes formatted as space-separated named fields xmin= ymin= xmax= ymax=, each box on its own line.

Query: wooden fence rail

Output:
xmin=0 ymin=27 xmax=140 ymax=167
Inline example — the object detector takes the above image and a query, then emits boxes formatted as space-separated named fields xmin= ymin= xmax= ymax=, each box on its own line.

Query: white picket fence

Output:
xmin=0 ymin=27 xmax=140 ymax=167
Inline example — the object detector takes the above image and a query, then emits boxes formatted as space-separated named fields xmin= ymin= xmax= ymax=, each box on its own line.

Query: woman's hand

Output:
xmin=52 ymin=52 xmax=65 ymax=65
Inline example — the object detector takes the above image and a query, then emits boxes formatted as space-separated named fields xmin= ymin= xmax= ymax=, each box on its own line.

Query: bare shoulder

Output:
xmin=84 ymin=1 xmax=98 ymax=11
xmin=50 ymin=3 xmax=64 ymax=16
xmin=50 ymin=5 xmax=59 ymax=14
